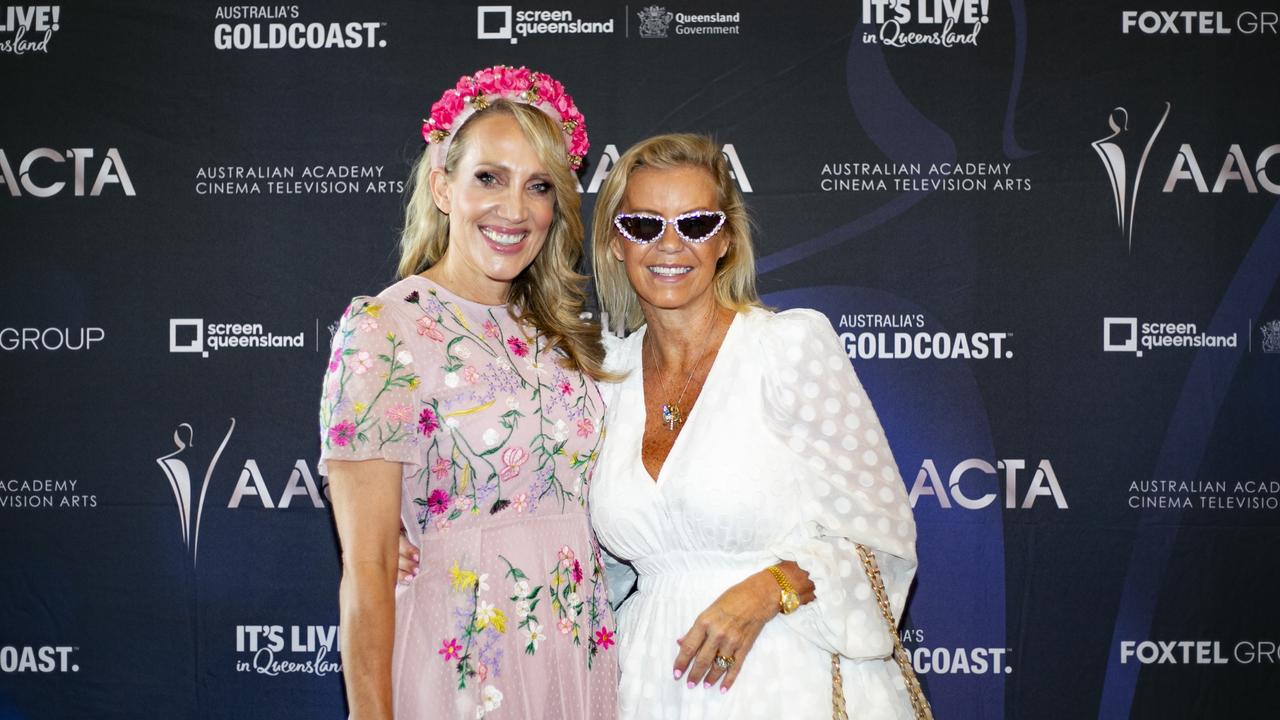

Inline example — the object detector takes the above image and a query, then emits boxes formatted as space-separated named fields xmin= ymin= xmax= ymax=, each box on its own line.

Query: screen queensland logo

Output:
xmin=1102 ymin=317 xmax=1239 ymax=357
xmin=0 ymin=5 xmax=60 ymax=54
xmin=477 ymin=5 xmax=615 ymax=43
xmin=236 ymin=624 xmax=341 ymax=677
xmin=837 ymin=313 xmax=1012 ymax=361
xmin=157 ymin=419 xmax=329 ymax=567
xmin=213 ymin=5 xmax=386 ymax=50
xmin=169 ymin=317 xmax=316 ymax=358
xmin=859 ymin=0 xmax=989 ymax=47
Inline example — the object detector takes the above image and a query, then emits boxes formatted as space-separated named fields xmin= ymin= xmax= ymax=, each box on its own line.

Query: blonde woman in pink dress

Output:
xmin=319 ymin=66 xmax=618 ymax=720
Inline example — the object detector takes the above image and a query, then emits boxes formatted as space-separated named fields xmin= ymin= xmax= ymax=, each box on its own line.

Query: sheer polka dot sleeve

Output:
xmin=317 ymin=297 xmax=426 ymax=477
xmin=760 ymin=309 xmax=918 ymax=659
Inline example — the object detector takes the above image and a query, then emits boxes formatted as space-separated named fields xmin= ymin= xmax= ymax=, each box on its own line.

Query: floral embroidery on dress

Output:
xmin=317 ymin=280 xmax=615 ymax=709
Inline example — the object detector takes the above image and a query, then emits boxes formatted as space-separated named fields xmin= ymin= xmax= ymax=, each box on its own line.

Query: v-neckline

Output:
xmin=635 ymin=311 xmax=742 ymax=487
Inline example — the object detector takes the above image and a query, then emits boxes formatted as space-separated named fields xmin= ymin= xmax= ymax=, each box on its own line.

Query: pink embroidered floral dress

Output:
xmin=318 ymin=275 xmax=618 ymax=719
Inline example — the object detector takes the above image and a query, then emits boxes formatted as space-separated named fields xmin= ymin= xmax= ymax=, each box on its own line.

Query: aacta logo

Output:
xmin=0 ymin=148 xmax=135 ymax=197
xmin=577 ymin=143 xmax=751 ymax=194
xmin=907 ymin=458 xmax=1068 ymax=509
xmin=157 ymin=420 xmax=327 ymax=565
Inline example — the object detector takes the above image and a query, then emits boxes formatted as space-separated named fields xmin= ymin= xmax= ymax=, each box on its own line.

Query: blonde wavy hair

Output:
xmin=591 ymin=133 xmax=763 ymax=333
xmin=398 ymin=100 xmax=608 ymax=380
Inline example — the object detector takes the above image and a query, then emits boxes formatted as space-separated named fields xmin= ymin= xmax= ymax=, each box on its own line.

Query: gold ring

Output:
xmin=714 ymin=654 xmax=735 ymax=670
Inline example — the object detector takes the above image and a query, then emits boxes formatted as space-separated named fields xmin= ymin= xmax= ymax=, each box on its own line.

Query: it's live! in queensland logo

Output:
xmin=859 ymin=0 xmax=989 ymax=47
xmin=0 ymin=5 xmax=61 ymax=54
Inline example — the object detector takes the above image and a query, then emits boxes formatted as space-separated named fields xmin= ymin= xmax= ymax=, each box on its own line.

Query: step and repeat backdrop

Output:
xmin=3 ymin=1 xmax=1278 ymax=718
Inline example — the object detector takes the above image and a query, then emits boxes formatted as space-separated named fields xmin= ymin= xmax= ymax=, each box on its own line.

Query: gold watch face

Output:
xmin=780 ymin=590 xmax=800 ymax=614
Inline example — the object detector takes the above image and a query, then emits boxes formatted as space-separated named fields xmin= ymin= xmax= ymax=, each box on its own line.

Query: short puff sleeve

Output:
xmin=317 ymin=297 xmax=426 ymax=477
xmin=760 ymin=309 xmax=918 ymax=659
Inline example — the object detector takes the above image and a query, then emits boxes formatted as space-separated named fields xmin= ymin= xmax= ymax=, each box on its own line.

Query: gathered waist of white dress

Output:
xmin=632 ymin=549 xmax=775 ymax=581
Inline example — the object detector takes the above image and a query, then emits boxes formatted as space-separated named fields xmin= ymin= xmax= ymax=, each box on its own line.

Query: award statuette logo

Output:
xmin=155 ymin=419 xmax=236 ymax=565
xmin=1091 ymin=102 xmax=1171 ymax=253
xmin=637 ymin=6 xmax=673 ymax=38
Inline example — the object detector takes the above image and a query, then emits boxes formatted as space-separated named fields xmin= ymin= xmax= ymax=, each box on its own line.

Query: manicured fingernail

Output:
xmin=702 ymin=681 xmax=711 ymax=689
xmin=413 ymin=553 xmax=420 ymax=562
xmin=720 ymin=686 xmax=729 ymax=695
xmin=673 ymin=669 xmax=682 ymax=680
xmin=686 ymin=681 xmax=695 ymax=689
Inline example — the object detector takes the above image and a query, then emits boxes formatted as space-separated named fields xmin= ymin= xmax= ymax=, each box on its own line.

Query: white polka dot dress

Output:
xmin=591 ymin=308 xmax=919 ymax=719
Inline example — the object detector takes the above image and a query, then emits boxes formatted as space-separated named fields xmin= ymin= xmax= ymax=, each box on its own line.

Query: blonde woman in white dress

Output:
xmin=586 ymin=133 xmax=920 ymax=719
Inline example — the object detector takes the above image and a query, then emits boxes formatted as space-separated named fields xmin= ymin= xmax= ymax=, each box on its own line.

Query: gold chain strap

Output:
xmin=831 ymin=544 xmax=934 ymax=720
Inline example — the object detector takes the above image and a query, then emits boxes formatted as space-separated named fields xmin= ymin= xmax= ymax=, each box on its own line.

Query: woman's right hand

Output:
xmin=397 ymin=529 xmax=421 ymax=585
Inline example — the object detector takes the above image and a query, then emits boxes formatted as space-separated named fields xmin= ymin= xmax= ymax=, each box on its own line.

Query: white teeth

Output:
xmin=481 ymin=228 xmax=526 ymax=246
xmin=649 ymin=266 xmax=691 ymax=276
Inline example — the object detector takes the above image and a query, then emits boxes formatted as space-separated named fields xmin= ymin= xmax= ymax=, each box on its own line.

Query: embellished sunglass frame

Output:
xmin=613 ymin=210 xmax=727 ymax=245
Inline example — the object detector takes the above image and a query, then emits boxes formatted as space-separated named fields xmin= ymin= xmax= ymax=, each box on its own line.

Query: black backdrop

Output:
xmin=3 ymin=1 xmax=1279 ymax=718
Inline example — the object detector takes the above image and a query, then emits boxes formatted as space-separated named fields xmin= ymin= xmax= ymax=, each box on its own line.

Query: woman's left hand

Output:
xmin=672 ymin=571 xmax=778 ymax=693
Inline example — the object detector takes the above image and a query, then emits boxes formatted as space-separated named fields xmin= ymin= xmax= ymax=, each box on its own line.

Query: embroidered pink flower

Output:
xmin=351 ymin=350 xmax=374 ymax=375
xmin=576 ymin=418 xmax=594 ymax=438
xmin=557 ymin=617 xmax=573 ymax=635
xmin=415 ymin=316 xmax=444 ymax=342
xmin=427 ymin=489 xmax=450 ymax=515
xmin=385 ymin=403 xmax=413 ymax=424
xmin=483 ymin=320 xmax=500 ymax=338
xmin=558 ymin=379 xmax=573 ymax=396
xmin=558 ymin=545 xmax=575 ymax=569
xmin=328 ymin=347 xmax=343 ymax=372
xmin=499 ymin=446 xmax=530 ymax=482
xmin=507 ymin=335 xmax=529 ymax=357
xmin=511 ymin=493 xmax=528 ymax=513
xmin=431 ymin=456 xmax=450 ymax=480
xmin=419 ymin=407 xmax=440 ymax=436
xmin=434 ymin=516 xmax=451 ymax=533
xmin=571 ymin=559 xmax=583 ymax=584
xmin=475 ymin=661 xmax=489 ymax=682
xmin=358 ymin=317 xmax=379 ymax=333
xmin=594 ymin=626 xmax=615 ymax=651
xmin=439 ymin=638 xmax=462 ymax=661
xmin=328 ymin=421 xmax=356 ymax=447
xmin=462 ymin=366 xmax=480 ymax=385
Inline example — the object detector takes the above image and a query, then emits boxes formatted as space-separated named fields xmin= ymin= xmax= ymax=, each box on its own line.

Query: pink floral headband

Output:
xmin=422 ymin=65 xmax=589 ymax=171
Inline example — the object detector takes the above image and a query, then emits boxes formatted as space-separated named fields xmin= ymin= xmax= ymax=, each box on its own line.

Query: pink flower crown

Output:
xmin=422 ymin=65 xmax=589 ymax=171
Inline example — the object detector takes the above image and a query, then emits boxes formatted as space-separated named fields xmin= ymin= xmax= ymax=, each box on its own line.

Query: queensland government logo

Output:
xmin=1261 ymin=320 xmax=1280 ymax=353
xmin=859 ymin=0 xmax=988 ymax=47
xmin=0 ymin=5 xmax=60 ymax=54
xmin=157 ymin=419 xmax=328 ymax=566
xmin=637 ymin=6 xmax=672 ymax=37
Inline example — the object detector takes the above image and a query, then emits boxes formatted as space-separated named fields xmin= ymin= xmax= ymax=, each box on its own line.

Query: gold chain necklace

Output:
xmin=646 ymin=307 xmax=717 ymax=431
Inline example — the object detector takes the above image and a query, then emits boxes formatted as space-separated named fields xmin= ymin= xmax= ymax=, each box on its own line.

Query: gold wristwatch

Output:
xmin=766 ymin=564 xmax=801 ymax=615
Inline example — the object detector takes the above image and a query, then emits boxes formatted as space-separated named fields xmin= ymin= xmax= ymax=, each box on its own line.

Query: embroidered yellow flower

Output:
xmin=366 ymin=304 xmax=383 ymax=318
xmin=354 ymin=402 xmax=367 ymax=415
xmin=408 ymin=377 xmax=421 ymax=389
xmin=449 ymin=561 xmax=478 ymax=592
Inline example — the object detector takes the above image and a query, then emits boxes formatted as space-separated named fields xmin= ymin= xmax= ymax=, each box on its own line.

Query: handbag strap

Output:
xmin=854 ymin=543 xmax=934 ymax=720
xmin=830 ymin=545 xmax=935 ymax=719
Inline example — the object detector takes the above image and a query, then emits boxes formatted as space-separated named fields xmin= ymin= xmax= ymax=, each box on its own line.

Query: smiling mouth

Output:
xmin=481 ymin=227 xmax=527 ymax=246
xmin=648 ymin=265 xmax=692 ymax=277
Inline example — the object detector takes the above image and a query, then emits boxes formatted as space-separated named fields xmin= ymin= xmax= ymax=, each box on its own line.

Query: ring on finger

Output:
xmin=714 ymin=654 xmax=736 ymax=670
